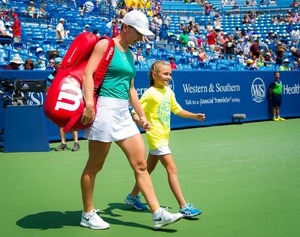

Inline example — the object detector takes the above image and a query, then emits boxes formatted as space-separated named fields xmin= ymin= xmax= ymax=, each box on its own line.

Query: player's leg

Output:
xmin=80 ymin=140 xmax=111 ymax=229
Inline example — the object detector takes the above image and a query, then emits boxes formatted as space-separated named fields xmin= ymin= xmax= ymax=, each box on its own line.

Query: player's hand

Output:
xmin=139 ymin=116 xmax=150 ymax=131
xmin=81 ymin=106 xmax=95 ymax=125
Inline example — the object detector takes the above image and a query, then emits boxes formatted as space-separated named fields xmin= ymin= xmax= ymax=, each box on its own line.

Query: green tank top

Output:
xmin=273 ymin=81 xmax=283 ymax=95
xmin=99 ymin=46 xmax=136 ymax=100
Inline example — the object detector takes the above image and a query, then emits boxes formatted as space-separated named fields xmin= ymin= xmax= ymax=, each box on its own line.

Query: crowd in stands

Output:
xmin=0 ymin=0 xmax=299 ymax=71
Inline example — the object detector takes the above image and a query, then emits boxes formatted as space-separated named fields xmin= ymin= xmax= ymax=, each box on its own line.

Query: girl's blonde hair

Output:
xmin=149 ymin=60 xmax=170 ymax=86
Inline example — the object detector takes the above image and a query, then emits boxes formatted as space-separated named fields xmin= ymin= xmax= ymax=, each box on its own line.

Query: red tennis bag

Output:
xmin=44 ymin=32 xmax=115 ymax=133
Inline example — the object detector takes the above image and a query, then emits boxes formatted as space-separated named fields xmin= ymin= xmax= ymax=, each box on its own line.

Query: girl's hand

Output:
xmin=139 ymin=116 xmax=151 ymax=131
xmin=195 ymin=113 xmax=206 ymax=121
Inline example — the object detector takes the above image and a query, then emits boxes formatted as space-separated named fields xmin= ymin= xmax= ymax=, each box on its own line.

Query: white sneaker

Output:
xmin=152 ymin=208 xmax=183 ymax=229
xmin=80 ymin=209 xmax=110 ymax=230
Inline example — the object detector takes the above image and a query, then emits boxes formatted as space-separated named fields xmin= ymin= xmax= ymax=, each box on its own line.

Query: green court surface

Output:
xmin=1 ymin=119 xmax=300 ymax=237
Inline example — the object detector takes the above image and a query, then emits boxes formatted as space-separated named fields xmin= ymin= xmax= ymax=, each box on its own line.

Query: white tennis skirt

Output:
xmin=84 ymin=96 xmax=140 ymax=142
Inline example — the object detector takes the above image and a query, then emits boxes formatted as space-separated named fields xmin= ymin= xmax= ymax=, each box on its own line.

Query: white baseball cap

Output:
xmin=10 ymin=56 xmax=24 ymax=64
xmin=122 ymin=10 xmax=154 ymax=36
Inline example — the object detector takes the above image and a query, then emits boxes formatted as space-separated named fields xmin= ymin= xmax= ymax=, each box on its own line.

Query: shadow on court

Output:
xmin=16 ymin=203 xmax=179 ymax=232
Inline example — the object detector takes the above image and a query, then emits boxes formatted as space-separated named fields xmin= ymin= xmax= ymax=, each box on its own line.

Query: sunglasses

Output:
xmin=49 ymin=61 xmax=54 ymax=64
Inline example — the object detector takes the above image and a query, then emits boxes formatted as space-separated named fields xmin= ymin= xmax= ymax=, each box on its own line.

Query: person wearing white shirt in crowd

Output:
xmin=242 ymin=35 xmax=251 ymax=56
xmin=269 ymin=0 xmax=276 ymax=5
xmin=236 ymin=38 xmax=244 ymax=53
xmin=152 ymin=13 xmax=163 ymax=27
xmin=0 ymin=12 xmax=6 ymax=36
xmin=222 ymin=0 xmax=229 ymax=5
xmin=163 ymin=14 xmax=171 ymax=27
xmin=56 ymin=18 xmax=65 ymax=44
xmin=290 ymin=27 xmax=300 ymax=46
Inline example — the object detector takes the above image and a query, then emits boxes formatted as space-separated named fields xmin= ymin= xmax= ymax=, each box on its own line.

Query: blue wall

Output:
xmin=0 ymin=70 xmax=300 ymax=144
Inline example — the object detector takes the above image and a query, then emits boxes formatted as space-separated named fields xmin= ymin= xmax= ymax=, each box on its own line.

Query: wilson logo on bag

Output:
xmin=44 ymin=32 xmax=115 ymax=133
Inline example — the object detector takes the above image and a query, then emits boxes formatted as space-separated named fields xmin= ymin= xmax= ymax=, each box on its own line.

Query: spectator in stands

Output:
xmin=39 ymin=3 xmax=47 ymax=19
xmin=275 ymin=41 xmax=286 ymax=65
xmin=79 ymin=4 xmax=86 ymax=17
xmin=207 ymin=29 xmax=217 ymax=52
xmin=242 ymin=35 xmax=251 ymax=56
xmin=4 ymin=55 xmax=23 ymax=70
xmin=179 ymin=21 xmax=186 ymax=31
xmin=169 ymin=56 xmax=177 ymax=70
xmin=250 ymin=38 xmax=260 ymax=59
xmin=48 ymin=49 xmax=60 ymax=61
xmin=12 ymin=13 xmax=21 ymax=43
xmin=188 ymin=30 xmax=198 ymax=47
xmin=83 ymin=24 xmax=90 ymax=32
xmin=46 ymin=58 xmax=55 ymax=70
xmin=111 ymin=21 xmax=119 ymax=38
xmin=56 ymin=18 xmax=65 ymax=44
xmin=290 ymin=27 xmax=299 ymax=46
xmin=257 ymin=53 xmax=265 ymax=67
xmin=237 ymin=50 xmax=247 ymax=65
xmin=163 ymin=14 xmax=171 ymax=27
xmin=242 ymin=14 xmax=250 ymax=24
xmin=153 ymin=13 xmax=163 ymax=27
xmin=277 ymin=14 xmax=285 ymax=23
xmin=0 ymin=12 xmax=11 ymax=44
xmin=143 ymin=44 xmax=152 ymax=59
xmin=291 ymin=0 xmax=299 ymax=8
xmin=291 ymin=61 xmax=298 ymax=70
xmin=214 ymin=18 xmax=222 ymax=30
xmin=236 ymin=38 xmax=244 ymax=53
xmin=192 ymin=22 xmax=201 ymax=34
xmin=213 ymin=45 xmax=222 ymax=59
xmin=224 ymin=34 xmax=236 ymax=59
xmin=34 ymin=47 xmax=46 ymax=70
xmin=233 ymin=27 xmax=241 ymax=40
xmin=197 ymin=35 xmax=204 ymax=48
xmin=231 ymin=0 xmax=239 ymax=9
xmin=260 ymin=39 xmax=269 ymax=56
xmin=264 ymin=52 xmax=274 ymax=65
xmin=27 ymin=1 xmax=36 ymax=18
xmin=219 ymin=32 xmax=228 ymax=53
xmin=178 ymin=28 xmax=189 ymax=47
xmin=204 ymin=1 xmax=211 ymax=16
xmin=159 ymin=24 xmax=169 ymax=42
xmin=291 ymin=46 xmax=300 ymax=59
xmin=187 ymin=21 xmax=194 ymax=33
xmin=46 ymin=57 xmax=80 ymax=152
xmin=269 ymin=0 xmax=276 ymax=6
xmin=250 ymin=0 xmax=257 ymax=6
xmin=198 ymin=47 xmax=209 ymax=62
xmin=244 ymin=59 xmax=254 ymax=69
xmin=244 ymin=0 xmax=250 ymax=6
xmin=134 ymin=46 xmax=145 ymax=65
xmin=24 ymin=58 xmax=34 ymax=70
xmin=271 ymin=14 xmax=278 ymax=24
xmin=260 ymin=0 xmax=267 ymax=6
xmin=0 ymin=12 xmax=4 ymax=34
xmin=150 ymin=17 xmax=160 ymax=41
xmin=279 ymin=58 xmax=291 ymax=71
xmin=222 ymin=0 xmax=229 ymax=6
